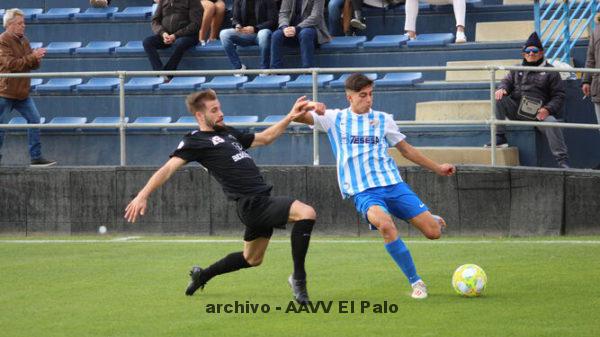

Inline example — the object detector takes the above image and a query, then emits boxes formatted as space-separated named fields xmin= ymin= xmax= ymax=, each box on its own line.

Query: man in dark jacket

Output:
xmin=143 ymin=0 xmax=203 ymax=81
xmin=0 ymin=9 xmax=55 ymax=166
xmin=219 ymin=0 xmax=277 ymax=71
xmin=487 ymin=32 xmax=570 ymax=168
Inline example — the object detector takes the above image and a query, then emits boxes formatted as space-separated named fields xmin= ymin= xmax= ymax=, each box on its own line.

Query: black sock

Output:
xmin=291 ymin=219 xmax=315 ymax=280
xmin=201 ymin=251 xmax=251 ymax=283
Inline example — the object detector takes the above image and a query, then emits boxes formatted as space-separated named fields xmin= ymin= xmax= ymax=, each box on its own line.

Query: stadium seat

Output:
xmin=242 ymin=75 xmax=291 ymax=89
xmin=200 ymin=76 xmax=248 ymax=89
xmin=285 ymin=74 xmax=334 ymax=88
xmin=75 ymin=41 xmax=121 ymax=55
xmin=113 ymin=6 xmax=154 ymax=19
xmin=158 ymin=77 xmax=206 ymax=91
xmin=21 ymin=8 xmax=43 ymax=21
xmin=36 ymin=8 xmax=80 ymax=21
xmin=29 ymin=42 xmax=43 ymax=49
xmin=406 ymin=33 xmax=454 ymax=47
xmin=124 ymin=77 xmax=165 ymax=91
xmin=320 ymin=36 xmax=367 ymax=50
xmin=8 ymin=117 xmax=46 ymax=124
xmin=77 ymin=78 xmax=121 ymax=92
xmin=131 ymin=116 xmax=172 ymax=132
xmin=195 ymin=40 xmax=224 ymax=52
xmin=223 ymin=116 xmax=259 ymax=124
xmin=363 ymin=35 xmax=409 ymax=48
xmin=30 ymin=78 xmax=43 ymax=91
xmin=374 ymin=72 xmax=424 ymax=87
xmin=74 ymin=7 xmax=119 ymax=20
xmin=86 ymin=117 xmax=129 ymax=133
xmin=35 ymin=78 xmax=83 ymax=92
xmin=46 ymin=42 xmax=82 ymax=54
xmin=175 ymin=116 xmax=196 ymax=124
xmin=48 ymin=117 xmax=88 ymax=133
xmin=329 ymin=73 xmax=378 ymax=88
xmin=263 ymin=115 xmax=285 ymax=123
xmin=0 ymin=10 xmax=4 ymax=17
xmin=115 ymin=41 xmax=144 ymax=54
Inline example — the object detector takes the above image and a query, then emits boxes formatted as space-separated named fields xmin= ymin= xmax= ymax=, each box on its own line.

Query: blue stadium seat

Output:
xmin=30 ymin=78 xmax=43 ymax=91
xmin=115 ymin=41 xmax=144 ymax=54
xmin=329 ymin=73 xmax=378 ymax=88
xmin=132 ymin=116 xmax=172 ymax=132
xmin=320 ymin=36 xmax=367 ymax=50
xmin=35 ymin=78 xmax=83 ymax=92
xmin=29 ymin=42 xmax=43 ymax=49
xmin=285 ymin=74 xmax=334 ymax=88
xmin=21 ymin=8 xmax=43 ymax=21
xmin=36 ymin=8 xmax=80 ymax=21
xmin=195 ymin=40 xmax=223 ymax=52
xmin=74 ymin=7 xmax=119 ymax=20
xmin=87 ymin=117 xmax=129 ymax=133
xmin=175 ymin=116 xmax=196 ymax=124
xmin=200 ymin=76 xmax=248 ymax=89
xmin=0 ymin=10 xmax=4 ymax=17
xmin=158 ymin=77 xmax=206 ymax=91
xmin=48 ymin=117 xmax=87 ymax=133
xmin=263 ymin=115 xmax=285 ymax=123
xmin=363 ymin=35 xmax=409 ymax=48
xmin=8 ymin=117 xmax=46 ymax=124
xmin=113 ymin=6 xmax=154 ymax=19
xmin=75 ymin=41 xmax=121 ymax=54
xmin=223 ymin=116 xmax=259 ymax=124
xmin=46 ymin=42 xmax=82 ymax=54
xmin=243 ymin=75 xmax=291 ymax=89
xmin=374 ymin=72 xmax=424 ymax=87
xmin=77 ymin=78 xmax=121 ymax=92
xmin=124 ymin=77 xmax=164 ymax=91
xmin=407 ymin=33 xmax=454 ymax=47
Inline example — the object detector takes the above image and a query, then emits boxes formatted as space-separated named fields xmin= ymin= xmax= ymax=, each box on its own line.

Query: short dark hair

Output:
xmin=186 ymin=89 xmax=217 ymax=114
xmin=344 ymin=73 xmax=373 ymax=92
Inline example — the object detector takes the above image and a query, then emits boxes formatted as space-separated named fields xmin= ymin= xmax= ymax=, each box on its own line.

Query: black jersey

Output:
xmin=170 ymin=127 xmax=272 ymax=199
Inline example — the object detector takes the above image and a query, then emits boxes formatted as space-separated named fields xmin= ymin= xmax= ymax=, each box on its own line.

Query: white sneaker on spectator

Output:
xmin=455 ymin=31 xmax=467 ymax=44
xmin=404 ymin=32 xmax=416 ymax=40
xmin=411 ymin=280 xmax=428 ymax=299
xmin=234 ymin=64 xmax=247 ymax=77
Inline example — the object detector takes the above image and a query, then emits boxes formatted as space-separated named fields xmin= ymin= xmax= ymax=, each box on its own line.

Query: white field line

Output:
xmin=1 ymin=239 xmax=600 ymax=245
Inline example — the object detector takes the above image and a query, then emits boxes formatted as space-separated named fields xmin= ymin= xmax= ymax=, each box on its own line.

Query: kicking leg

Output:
xmin=287 ymin=200 xmax=316 ymax=304
xmin=408 ymin=211 xmax=445 ymax=240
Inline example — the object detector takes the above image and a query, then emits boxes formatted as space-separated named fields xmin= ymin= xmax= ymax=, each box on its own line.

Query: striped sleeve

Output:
xmin=310 ymin=109 xmax=338 ymax=132
xmin=384 ymin=113 xmax=406 ymax=146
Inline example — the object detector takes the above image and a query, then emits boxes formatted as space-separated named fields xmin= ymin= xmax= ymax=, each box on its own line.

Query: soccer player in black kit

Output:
xmin=124 ymin=89 xmax=317 ymax=304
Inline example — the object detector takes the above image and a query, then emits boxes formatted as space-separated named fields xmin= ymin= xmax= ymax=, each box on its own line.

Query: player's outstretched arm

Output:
xmin=252 ymin=96 xmax=311 ymax=147
xmin=124 ymin=157 xmax=187 ymax=223
xmin=395 ymin=140 xmax=456 ymax=176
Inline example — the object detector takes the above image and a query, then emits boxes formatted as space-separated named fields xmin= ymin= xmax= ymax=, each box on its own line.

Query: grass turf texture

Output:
xmin=1 ymin=237 xmax=599 ymax=337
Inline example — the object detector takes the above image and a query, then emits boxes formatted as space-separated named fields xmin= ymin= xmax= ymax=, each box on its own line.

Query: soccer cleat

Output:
xmin=288 ymin=275 xmax=310 ymax=305
xmin=185 ymin=266 xmax=206 ymax=296
xmin=411 ymin=280 xmax=428 ymax=299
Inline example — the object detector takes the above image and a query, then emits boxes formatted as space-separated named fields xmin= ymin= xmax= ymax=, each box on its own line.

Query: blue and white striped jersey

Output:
xmin=311 ymin=108 xmax=406 ymax=198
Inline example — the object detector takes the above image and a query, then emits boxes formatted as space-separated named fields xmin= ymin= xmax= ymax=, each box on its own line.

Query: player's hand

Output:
xmin=124 ymin=195 xmax=148 ymax=223
xmin=495 ymin=89 xmax=507 ymax=100
xmin=288 ymin=96 xmax=310 ymax=119
xmin=582 ymin=83 xmax=591 ymax=97
xmin=437 ymin=163 xmax=456 ymax=176
xmin=536 ymin=107 xmax=550 ymax=121
xmin=308 ymin=102 xmax=326 ymax=115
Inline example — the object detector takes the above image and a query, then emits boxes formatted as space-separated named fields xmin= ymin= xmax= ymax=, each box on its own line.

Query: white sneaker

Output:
xmin=411 ymin=280 xmax=428 ymax=299
xmin=455 ymin=31 xmax=467 ymax=44
xmin=234 ymin=64 xmax=247 ymax=77
xmin=404 ymin=32 xmax=416 ymax=41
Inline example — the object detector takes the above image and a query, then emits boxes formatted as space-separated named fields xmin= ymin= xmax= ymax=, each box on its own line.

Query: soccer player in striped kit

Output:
xmin=296 ymin=73 xmax=456 ymax=299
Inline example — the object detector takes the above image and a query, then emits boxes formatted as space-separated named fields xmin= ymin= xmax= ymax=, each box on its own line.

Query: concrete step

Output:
xmin=476 ymin=20 xmax=590 ymax=42
xmin=415 ymin=100 xmax=491 ymax=120
xmin=388 ymin=147 xmax=520 ymax=166
xmin=445 ymin=59 xmax=520 ymax=81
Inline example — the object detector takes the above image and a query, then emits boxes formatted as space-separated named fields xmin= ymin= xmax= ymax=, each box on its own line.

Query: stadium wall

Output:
xmin=1 ymin=166 xmax=598 ymax=236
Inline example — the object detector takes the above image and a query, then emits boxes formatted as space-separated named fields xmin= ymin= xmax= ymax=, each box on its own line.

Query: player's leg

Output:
xmin=408 ymin=211 xmax=445 ymax=240
xmin=287 ymin=200 xmax=316 ymax=304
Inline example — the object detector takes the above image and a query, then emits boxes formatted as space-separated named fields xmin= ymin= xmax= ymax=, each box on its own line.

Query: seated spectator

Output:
xmin=328 ymin=0 xmax=367 ymax=36
xmin=405 ymin=0 xmax=467 ymax=44
xmin=143 ymin=0 xmax=203 ymax=81
xmin=270 ymin=0 xmax=331 ymax=69
xmin=219 ymin=0 xmax=278 ymax=72
xmin=199 ymin=0 xmax=226 ymax=45
xmin=90 ymin=0 xmax=111 ymax=7
xmin=486 ymin=32 xmax=570 ymax=169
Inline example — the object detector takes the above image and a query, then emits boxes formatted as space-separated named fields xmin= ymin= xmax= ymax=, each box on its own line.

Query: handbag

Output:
xmin=517 ymin=96 xmax=543 ymax=121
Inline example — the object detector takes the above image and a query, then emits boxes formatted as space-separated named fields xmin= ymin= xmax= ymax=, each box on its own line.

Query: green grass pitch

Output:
xmin=1 ymin=236 xmax=599 ymax=337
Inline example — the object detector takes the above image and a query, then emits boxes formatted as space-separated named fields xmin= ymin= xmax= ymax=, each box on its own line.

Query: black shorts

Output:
xmin=236 ymin=195 xmax=295 ymax=241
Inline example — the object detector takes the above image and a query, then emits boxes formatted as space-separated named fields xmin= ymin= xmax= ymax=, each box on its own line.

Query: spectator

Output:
xmin=404 ymin=0 xmax=467 ymax=44
xmin=486 ymin=32 xmax=570 ymax=169
xmin=328 ymin=0 xmax=367 ymax=36
xmin=219 ymin=0 xmax=278 ymax=72
xmin=199 ymin=0 xmax=226 ymax=45
xmin=90 ymin=0 xmax=111 ymax=7
xmin=270 ymin=0 xmax=331 ymax=69
xmin=143 ymin=0 xmax=203 ymax=81
xmin=581 ymin=16 xmax=600 ymax=132
xmin=0 ymin=9 xmax=56 ymax=166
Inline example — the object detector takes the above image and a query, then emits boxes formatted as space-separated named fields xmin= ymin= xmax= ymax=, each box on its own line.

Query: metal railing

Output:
xmin=2 ymin=65 xmax=600 ymax=166
xmin=534 ymin=0 xmax=599 ymax=63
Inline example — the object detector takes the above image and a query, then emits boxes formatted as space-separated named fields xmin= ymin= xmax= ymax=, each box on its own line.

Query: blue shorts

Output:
xmin=352 ymin=183 xmax=429 ymax=230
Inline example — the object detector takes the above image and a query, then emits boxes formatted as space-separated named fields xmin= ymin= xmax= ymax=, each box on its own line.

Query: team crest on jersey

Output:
xmin=211 ymin=136 xmax=225 ymax=145
xmin=369 ymin=119 xmax=380 ymax=127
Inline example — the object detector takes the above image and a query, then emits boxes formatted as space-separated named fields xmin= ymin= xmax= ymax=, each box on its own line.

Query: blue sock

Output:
xmin=385 ymin=238 xmax=421 ymax=284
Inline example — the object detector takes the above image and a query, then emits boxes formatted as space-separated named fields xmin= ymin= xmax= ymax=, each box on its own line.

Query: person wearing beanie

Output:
xmin=486 ymin=31 xmax=571 ymax=169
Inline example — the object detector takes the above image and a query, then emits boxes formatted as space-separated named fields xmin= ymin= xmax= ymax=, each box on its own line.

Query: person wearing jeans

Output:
xmin=219 ymin=0 xmax=277 ymax=71
xmin=270 ymin=0 xmax=331 ymax=69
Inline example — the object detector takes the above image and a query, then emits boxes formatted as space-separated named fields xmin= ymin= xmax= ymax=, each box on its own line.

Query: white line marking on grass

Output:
xmin=1 ymin=239 xmax=600 ymax=245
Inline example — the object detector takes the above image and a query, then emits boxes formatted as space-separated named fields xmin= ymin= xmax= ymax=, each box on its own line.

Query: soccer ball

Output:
xmin=452 ymin=264 xmax=487 ymax=297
